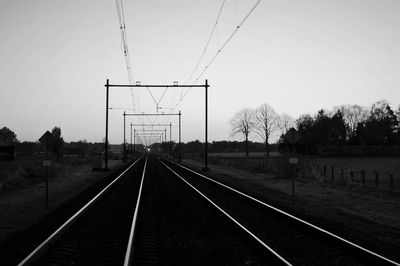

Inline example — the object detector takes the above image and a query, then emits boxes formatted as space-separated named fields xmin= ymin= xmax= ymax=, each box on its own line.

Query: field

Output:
xmin=0 ymin=155 xmax=96 ymax=192
xmin=208 ymin=152 xmax=281 ymax=157
xmin=309 ymin=157 xmax=400 ymax=190
xmin=182 ymin=158 xmax=400 ymax=261
xmin=204 ymin=152 xmax=400 ymax=191
xmin=0 ymin=156 xmax=123 ymax=243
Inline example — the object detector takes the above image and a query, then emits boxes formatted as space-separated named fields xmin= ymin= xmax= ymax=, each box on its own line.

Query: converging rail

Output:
xmin=161 ymin=159 xmax=400 ymax=266
xmin=129 ymin=155 xmax=290 ymax=264
xmin=18 ymin=156 xmax=146 ymax=266
xmin=158 ymin=158 xmax=291 ymax=265
xmin=123 ymin=157 xmax=147 ymax=265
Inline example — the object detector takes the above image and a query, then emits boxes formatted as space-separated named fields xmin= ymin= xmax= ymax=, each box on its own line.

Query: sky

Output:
xmin=1 ymin=0 xmax=400 ymax=145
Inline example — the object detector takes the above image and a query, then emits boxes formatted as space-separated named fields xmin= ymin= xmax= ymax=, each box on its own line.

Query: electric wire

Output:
xmin=115 ymin=0 xmax=136 ymax=112
xmin=172 ymin=0 xmax=262 ymax=111
xmin=184 ymin=0 xmax=227 ymax=85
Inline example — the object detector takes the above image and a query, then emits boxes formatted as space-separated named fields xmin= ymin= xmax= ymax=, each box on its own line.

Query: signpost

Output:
xmin=39 ymin=130 xmax=56 ymax=209
xmin=285 ymin=128 xmax=300 ymax=205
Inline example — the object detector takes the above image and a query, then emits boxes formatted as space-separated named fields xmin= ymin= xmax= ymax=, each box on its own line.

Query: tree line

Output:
xmin=0 ymin=126 xmax=104 ymax=160
xmin=230 ymin=100 xmax=400 ymax=156
xmin=292 ymin=100 xmax=400 ymax=154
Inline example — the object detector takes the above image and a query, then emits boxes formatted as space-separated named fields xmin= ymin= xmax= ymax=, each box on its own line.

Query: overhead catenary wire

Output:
xmin=115 ymin=0 xmax=137 ymax=112
xmin=156 ymin=0 xmax=226 ymax=127
xmin=184 ymin=0 xmax=227 ymax=86
xmin=115 ymin=0 xmax=159 ymax=127
xmin=172 ymin=0 xmax=262 ymax=111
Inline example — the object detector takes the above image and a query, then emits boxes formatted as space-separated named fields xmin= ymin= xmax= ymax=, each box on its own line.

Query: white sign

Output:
xmin=289 ymin=157 xmax=298 ymax=164
xmin=43 ymin=160 xmax=52 ymax=167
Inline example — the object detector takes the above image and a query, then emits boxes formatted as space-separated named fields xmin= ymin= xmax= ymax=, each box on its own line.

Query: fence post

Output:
xmin=340 ymin=168 xmax=344 ymax=184
xmin=361 ymin=170 xmax=366 ymax=185
xmin=375 ymin=171 xmax=379 ymax=187
xmin=390 ymin=174 xmax=394 ymax=191
xmin=331 ymin=166 xmax=334 ymax=182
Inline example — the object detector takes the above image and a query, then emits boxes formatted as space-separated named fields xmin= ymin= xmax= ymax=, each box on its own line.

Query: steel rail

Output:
xmin=159 ymin=160 xmax=292 ymax=266
xmin=18 ymin=156 xmax=145 ymax=266
xmin=167 ymin=160 xmax=400 ymax=266
xmin=124 ymin=156 xmax=148 ymax=266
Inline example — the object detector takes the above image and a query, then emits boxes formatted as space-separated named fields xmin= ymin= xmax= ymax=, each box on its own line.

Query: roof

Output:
xmin=0 ymin=135 xmax=11 ymax=146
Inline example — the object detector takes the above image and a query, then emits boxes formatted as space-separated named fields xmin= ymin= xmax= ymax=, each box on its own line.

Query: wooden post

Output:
xmin=340 ymin=168 xmax=344 ymax=184
xmin=331 ymin=166 xmax=334 ymax=182
xmin=361 ymin=170 xmax=366 ymax=185
xmin=375 ymin=171 xmax=379 ymax=187
xmin=390 ymin=174 xmax=394 ymax=191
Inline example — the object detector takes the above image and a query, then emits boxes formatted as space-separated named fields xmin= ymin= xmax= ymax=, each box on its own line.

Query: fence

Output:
xmin=312 ymin=164 xmax=398 ymax=191
xmin=206 ymin=156 xmax=307 ymax=179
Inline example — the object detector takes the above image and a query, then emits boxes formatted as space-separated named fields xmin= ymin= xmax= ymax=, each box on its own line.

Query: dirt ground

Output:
xmin=0 ymin=160 xmax=122 ymax=244
xmin=182 ymin=159 xmax=400 ymax=262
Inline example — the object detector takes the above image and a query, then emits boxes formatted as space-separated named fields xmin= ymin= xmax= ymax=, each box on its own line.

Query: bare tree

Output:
xmin=278 ymin=113 xmax=294 ymax=135
xmin=230 ymin=108 xmax=255 ymax=157
xmin=338 ymin=104 xmax=369 ymax=139
xmin=254 ymin=104 xmax=280 ymax=156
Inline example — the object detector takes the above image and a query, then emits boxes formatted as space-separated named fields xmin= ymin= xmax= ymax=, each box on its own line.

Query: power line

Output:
xmin=158 ymin=0 xmax=226 ymax=126
xmin=115 ymin=0 xmax=137 ymax=112
xmin=185 ymin=0 xmax=227 ymax=85
xmin=173 ymin=0 xmax=262 ymax=111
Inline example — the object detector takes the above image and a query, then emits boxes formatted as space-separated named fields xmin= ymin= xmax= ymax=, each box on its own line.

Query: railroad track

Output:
xmin=131 ymin=155 xmax=284 ymax=265
xmin=16 ymin=154 xmax=400 ymax=265
xmin=18 ymin=156 xmax=147 ymax=266
xmin=160 ymin=158 xmax=400 ymax=266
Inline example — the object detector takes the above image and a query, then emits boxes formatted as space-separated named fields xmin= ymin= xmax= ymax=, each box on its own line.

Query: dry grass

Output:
xmin=0 ymin=155 xmax=94 ymax=193
xmin=182 ymin=158 xmax=400 ymax=258
xmin=208 ymin=152 xmax=281 ymax=158
xmin=310 ymin=157 xmax=400 ymax=189
xmin=0 ymin=158 xmax=122 ymax=243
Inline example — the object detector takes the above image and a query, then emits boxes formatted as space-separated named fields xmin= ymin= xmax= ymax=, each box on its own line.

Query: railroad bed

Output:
xmin=18 ymin=156 xmax=146 ymax=265
xmin=131 ymin=155 xmax=277 ymax=265
xmin=13 ymin=154 xmax=400 ymax=265
xmin=159 ymin=158 xmax=399 ymax=266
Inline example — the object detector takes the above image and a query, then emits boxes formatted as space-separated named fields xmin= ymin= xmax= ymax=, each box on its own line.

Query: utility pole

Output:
xmin=123 ymin=111 xmax=126 ymax=162
xmin=169 ymin=122 xmax=172 ymax=156
xmin=179 ymin=110 xmax=182 ymax=162
xmin=130 ymin=123 xmax=133 ymax=156
xmin=133 ymin=129 xmax=136 ymax=155
xmin=105 ymin=79 xmax=109 ymax=170
xmin=164 ymin=128 xmax=167 ymax=157
xmin=204 ymin=79 xmax=209 ymax=171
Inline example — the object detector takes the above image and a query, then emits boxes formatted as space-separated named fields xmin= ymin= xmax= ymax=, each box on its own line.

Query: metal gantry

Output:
xmin=133 ymin=129 xmax=167 ymax=156
xmin=130 ymin=123 xmax=172 ymax=156
xmin=124 ymin=112 xmax=182 ymax=161
xmin=104 ymin=79 xmax=209 ymax=170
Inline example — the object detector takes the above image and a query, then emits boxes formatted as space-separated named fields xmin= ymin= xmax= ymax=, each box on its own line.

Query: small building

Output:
xmin=0 ymin=135 xmax=15 ymax=160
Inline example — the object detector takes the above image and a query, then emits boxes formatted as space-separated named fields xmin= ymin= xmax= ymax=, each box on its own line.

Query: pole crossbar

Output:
xmin=135 ymin=129 xmax=166 ymax=132
xmin=107 ymin=84 xmax=206 ymax=88
xmin=137 ymin=133 xmax=163 ymax=136
xmin=131 ymin=124 xmax=171 ymax=126
xmin=125 ymin=113 xmax=180 ymax=116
